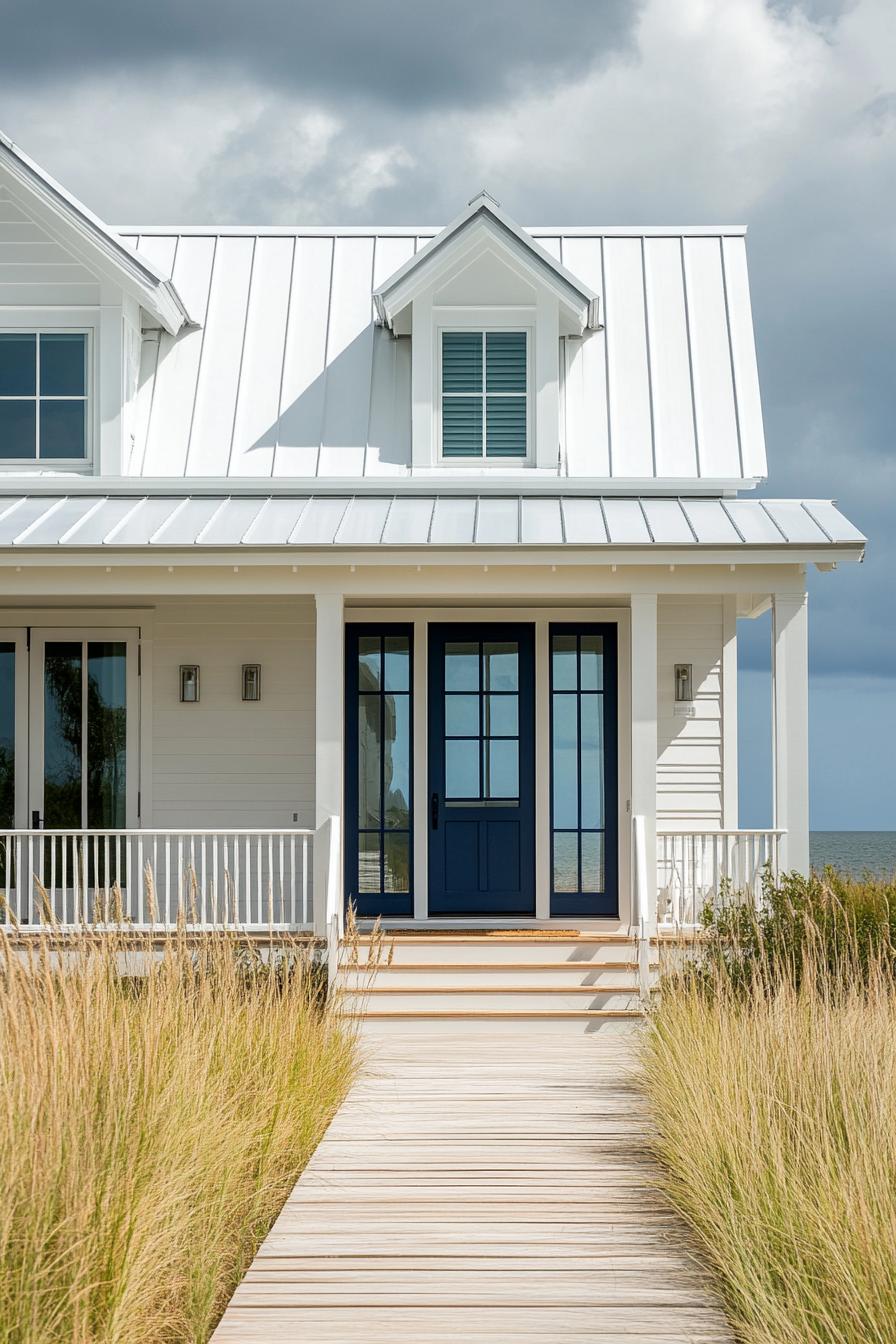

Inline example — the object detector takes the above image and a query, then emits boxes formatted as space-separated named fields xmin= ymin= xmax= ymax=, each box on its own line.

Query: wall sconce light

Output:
xmin=242 ymin=664 xmax=261 ymax=702
xmin=674 ymin=663 xmax=693 ymax=702
xmin=180 ymin=665 xmax=200 ymax=703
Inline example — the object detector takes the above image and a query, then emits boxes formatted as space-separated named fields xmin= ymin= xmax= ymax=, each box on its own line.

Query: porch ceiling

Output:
xmin=0 ymin=492 xmax=865 ymax=558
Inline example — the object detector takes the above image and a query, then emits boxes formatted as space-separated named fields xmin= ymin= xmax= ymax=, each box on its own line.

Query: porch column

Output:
xmin=314 ymin=592 xmax=344 ymax=936
xmin=772 ymin=591 xmax=809 ymax=875
xmin=630 ymin=594 xmax=658 ymax=928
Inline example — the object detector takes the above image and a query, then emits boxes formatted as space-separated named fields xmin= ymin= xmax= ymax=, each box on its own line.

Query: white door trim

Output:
xmin=345 ymin=605 xmax=632 ymax=923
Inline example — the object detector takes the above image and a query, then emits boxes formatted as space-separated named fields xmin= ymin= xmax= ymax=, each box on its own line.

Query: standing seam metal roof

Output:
xmin=119 ymin=225 xmax=767 ymax=485
xmin=0 ymin=495 xmax=865 ymax=550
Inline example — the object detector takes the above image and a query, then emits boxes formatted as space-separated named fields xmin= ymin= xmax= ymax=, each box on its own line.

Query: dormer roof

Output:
xmin=0 ymin=131 xmax=191 ymax=334
xmin=373 ymin=191 xmax=601 ymax=335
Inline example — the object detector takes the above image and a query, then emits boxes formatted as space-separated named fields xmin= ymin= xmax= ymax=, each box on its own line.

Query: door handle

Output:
xmin=431 ymin=792 xmax=439 ymax=830
xmin=31 ymin=810 xmax=42 ymax=830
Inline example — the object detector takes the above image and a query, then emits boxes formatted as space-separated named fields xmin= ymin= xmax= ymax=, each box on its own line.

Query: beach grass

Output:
xmin=642 ymin=874 xmax=896 ymax=1344
xmin=0 ymin=921 xmax=358 ymax=1343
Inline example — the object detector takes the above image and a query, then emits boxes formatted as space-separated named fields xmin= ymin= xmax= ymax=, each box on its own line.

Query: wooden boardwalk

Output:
xmin=213 ymin=1026 xmax=732 ymax=1343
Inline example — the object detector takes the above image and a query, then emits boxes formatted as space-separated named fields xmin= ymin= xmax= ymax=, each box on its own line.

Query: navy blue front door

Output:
xmin=428 ymin=624 xmax=535 ymax=916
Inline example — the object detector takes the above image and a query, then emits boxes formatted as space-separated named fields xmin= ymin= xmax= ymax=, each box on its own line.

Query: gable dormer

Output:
xmin=373 ymin=193 xmax=600 ymax=471
xmin=0 ymin=133 xmax=190 ymax=476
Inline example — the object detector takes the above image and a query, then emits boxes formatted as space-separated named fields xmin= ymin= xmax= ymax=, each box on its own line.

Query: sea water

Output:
xmin=810 ymin=832 xmax=896 ymax=877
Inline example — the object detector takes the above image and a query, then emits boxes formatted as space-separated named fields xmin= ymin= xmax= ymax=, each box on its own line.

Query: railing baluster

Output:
xmin=3 ymin=828 xmax=316 ymax=935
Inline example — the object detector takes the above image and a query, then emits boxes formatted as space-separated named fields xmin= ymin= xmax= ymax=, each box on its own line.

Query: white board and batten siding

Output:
xmin=117 ymin=225 xmax=765 ymax=484
xmin=149 ymin=598 xmax=315 ymax=830
xmin=657 ymin=596 xmax=726 ymax=830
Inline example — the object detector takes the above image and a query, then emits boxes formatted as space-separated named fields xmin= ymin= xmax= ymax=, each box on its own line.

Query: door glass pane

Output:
xmin=446 ymin=739 xmax=479 ymax=799
xmin=580 ymin=636 xmax=603 ymax=691
xmin=358 ymin=637 xmax=381 ymax=692
xmin=485 ymin=739 xmax=518 ymax=799
xmin=552 ymin=634 xmax=577 ymax=690
xmin=445 ymin=642 xmax=479 ymax=691
xmin=553 ymin=833 xmax=578 ymax=893
xmin=383 ymin=694 xmax=410 ymax=829
xmin=383 ymin=833 xmax=410 ymax=893
xmin=552 ymin=695 xmax=578 ymax=829
xmin=384 ymin=636 xmax=410 ymax=692
xmin=581 ymin=833 xmax=604 ymax=893
xmin=445 ymin=694 xmax=479 ymax=736
xmin=486 ymin=694 xmax=517 ymax=736
xmin=44 ymin=642 xmax=82 ymax=828
xmin=87 ymin=642 xmax=126 ymax=828
xmin=0 ymin=643 xmax=15 ymax=827
xmin=358 ymin=834 xmax=380 ymax=892
xmin=579 ymin=695 xmax=604 ymax=829
xmin=357 ymin=694 xmax=381 ymax=827
xmin=484 ymin=642 xmax=518 ymax=692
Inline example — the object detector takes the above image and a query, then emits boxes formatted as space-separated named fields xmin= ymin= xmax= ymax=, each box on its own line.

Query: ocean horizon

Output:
xmin=810 ymin=831 xmax=896 ymax=877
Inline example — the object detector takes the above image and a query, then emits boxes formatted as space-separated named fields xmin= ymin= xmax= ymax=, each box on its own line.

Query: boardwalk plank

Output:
xmin=211 ymin=1029 xmax=732 ymax=1343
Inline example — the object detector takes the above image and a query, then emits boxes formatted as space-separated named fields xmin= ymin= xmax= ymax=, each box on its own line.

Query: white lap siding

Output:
xmin=149 ymin=598 xmax=315 ymax=829
xmin=656 ymin=595 xmax=726 ymax=829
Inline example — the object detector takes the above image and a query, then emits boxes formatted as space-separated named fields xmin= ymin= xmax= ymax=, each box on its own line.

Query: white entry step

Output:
xmin=336 ymin=931 xmax=654 ymax=1034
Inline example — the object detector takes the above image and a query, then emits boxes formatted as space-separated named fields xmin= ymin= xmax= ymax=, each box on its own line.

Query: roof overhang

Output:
xmin=0 ymin=493 xmax=866 ymax=570
xmin=373 ymin=193 xmax=601 ymax=336
xmin=0 ymin=132 xmax=191 ymax=335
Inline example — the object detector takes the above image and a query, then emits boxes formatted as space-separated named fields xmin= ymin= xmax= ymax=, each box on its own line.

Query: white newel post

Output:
xmin=314 ymin=593 xmax=345 ymax=939
xmin=630 ymin=594 xmax=658 ymax=932
xmin=772 ymin=591 xmax=809 ymax=875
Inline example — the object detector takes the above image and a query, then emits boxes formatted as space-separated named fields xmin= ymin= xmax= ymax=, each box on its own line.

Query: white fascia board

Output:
xmin=0 ymin=475 xmax=765 ymax=497
xmin=374 ymin=198 xmax=599 ymax=332
xmin=0 ymin=544 xmax=865 ymax=567
xmin=0 ymin=133 xmax=191 ymax=334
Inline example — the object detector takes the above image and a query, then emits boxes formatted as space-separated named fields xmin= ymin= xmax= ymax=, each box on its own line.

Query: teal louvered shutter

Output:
xmin=441 ymin=329 xmax=527 ymax=459
xmin=442 ymin=331 xmax=484 ymax=457
xmin=485 ymin=331 xmax=526 ymax=458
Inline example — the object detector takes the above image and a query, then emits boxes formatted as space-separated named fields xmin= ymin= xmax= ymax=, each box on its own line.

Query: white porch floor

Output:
xmin=211 ymin=1025 xmax=732 ymax=1343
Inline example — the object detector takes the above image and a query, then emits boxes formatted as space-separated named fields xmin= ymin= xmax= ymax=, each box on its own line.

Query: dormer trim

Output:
xmin=373 ymin=192 xmax=600 ymax=336
xmin=0 ymin=131 xmax=191 ymax=335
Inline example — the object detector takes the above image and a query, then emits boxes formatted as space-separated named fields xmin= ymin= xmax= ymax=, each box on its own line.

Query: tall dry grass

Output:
xmin=0 ymin=922 xmax=358 ymax=1343
xmin=642 ymin=888 xmax=896 ymax=1344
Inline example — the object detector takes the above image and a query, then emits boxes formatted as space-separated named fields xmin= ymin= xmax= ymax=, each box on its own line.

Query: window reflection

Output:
xmin=0 ymin=643 xmax=15 ymax=829
xmin=354 ymin=630 xmax=412 ymax=899
xmin=443 ymin=638 xmax=520 ymax=804
xmin=551 ymin=630 xmax=607 ymax=897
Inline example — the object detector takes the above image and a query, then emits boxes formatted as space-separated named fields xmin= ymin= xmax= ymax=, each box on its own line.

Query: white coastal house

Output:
xmin=0 ymin=132 xmax=865 ymax=985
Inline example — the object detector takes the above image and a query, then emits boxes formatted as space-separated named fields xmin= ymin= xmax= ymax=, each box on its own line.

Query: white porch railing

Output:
xmin=0 ymin=829 xmax=314 ymax=932
xmin=657 ymin=829 xmax=785 ymax=928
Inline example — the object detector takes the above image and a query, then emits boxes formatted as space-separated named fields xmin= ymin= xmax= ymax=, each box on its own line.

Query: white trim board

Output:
xmin=346 ymin=604 xmax=632 ymax=924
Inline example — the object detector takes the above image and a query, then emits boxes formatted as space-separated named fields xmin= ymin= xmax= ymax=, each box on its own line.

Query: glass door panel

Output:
xmin=429 ymin=624 xmax=535 ymax=917
xmin=0 ymin=641 xmax=16 ymax=829
xmin=549 ymin=624 xmax=617 ymax=917
xmin=29 ymin=631 xmax=136 ymax=918
xmin=346 ymin=626 xmax=413 ymax=918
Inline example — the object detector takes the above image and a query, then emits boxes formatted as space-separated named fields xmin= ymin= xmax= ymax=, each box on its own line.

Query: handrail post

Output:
xmin=316 ymin=814 xmax=342 ymax=987
xmin=632 ymin=814 xmax=653 ymax=1007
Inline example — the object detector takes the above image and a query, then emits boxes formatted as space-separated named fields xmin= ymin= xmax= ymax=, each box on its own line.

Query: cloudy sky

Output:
xmin=0 ymin=0 xmax=893 ymax=826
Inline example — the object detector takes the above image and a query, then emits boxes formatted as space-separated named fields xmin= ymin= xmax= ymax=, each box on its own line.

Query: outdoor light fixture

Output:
xmin=674 ymin=663 xmax=693 ymax=702
xmin=179 ymin=665 xmax=200 ymax=703
xmin=242 ymin=664 xmax=261 ymax=702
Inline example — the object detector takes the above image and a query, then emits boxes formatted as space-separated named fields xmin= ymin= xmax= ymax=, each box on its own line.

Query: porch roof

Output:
xmin=0 ymin=492 xmax=865 ymax=557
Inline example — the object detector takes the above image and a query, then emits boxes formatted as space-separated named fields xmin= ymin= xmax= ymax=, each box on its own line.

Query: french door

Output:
xmin=428 ymin=624 xmax=535 ymax=916
xmin=28 ymin=629 xmax=139 ymax=831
